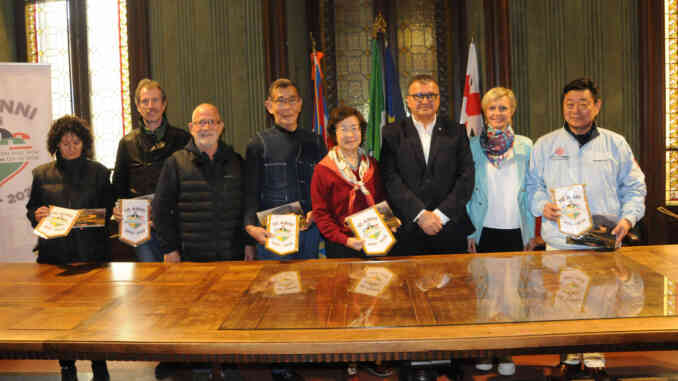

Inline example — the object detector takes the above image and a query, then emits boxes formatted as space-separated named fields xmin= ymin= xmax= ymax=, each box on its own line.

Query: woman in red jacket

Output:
xmin=311 ymin=106 xmax=386 ymax=258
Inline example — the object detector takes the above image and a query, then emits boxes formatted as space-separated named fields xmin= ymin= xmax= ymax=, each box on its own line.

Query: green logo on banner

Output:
xmin=0 ymin=125 xmax=32 ymax=187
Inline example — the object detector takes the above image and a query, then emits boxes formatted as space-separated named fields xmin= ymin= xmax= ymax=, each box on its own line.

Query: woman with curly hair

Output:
xmin=26 ymin=115 xmax=113 ymax=264
xmin=25 ymin=115 xmax=113 ymax=380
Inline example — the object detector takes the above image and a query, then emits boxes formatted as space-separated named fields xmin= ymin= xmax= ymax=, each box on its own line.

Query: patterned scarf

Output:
xmin=480 ymin=124 xmax=515 ymax=168
xmin=322 ymin=146 xmax=375 ymax=212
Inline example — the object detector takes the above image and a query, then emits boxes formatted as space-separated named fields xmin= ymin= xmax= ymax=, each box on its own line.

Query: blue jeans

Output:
xmin=134 ymin=231 xmax=163 ymax=262
xmin=256 ymin=224 xmax=322 ymax=260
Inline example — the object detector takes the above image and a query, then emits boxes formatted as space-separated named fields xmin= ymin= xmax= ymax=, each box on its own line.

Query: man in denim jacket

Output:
xmin=244 ymin=78 xmax=327 ymax=260
xmin=526 ymin=78 xmax=646 ymax=251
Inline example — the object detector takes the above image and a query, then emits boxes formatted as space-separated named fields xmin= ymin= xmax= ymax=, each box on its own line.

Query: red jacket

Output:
xmin=311 ymin=155 xmax=385 ymax=245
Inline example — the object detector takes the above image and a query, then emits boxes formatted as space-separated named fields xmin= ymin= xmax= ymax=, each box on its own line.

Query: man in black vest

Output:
xmin=112 ymin=79 xmax=190 ymax=261
xmin=380 ymin=74 xmax=475 ymax=255
xmin=152 ymin=103 xmax=245 ymax=263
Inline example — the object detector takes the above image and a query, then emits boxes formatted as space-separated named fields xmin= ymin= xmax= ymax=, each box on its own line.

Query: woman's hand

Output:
xmin=34 ymin=206 xmax=50 ymax=223
xmin=346 ymin=237 xmax=364 ymax=251
xmin=467 ymin=238 xmax=477 ymax=253
xmin=524 ymin=237 xmax=538 ymax=251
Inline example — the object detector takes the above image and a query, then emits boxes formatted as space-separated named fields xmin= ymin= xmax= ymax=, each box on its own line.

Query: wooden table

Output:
xmin=1 ymin=245 xmax=678 ymax=363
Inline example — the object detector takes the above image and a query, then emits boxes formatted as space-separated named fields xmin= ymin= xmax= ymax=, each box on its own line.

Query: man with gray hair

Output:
xmin=112 ymin=79 xmax=191 ymax=262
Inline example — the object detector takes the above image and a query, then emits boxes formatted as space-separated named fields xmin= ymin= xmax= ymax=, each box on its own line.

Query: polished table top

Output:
xmin=2 ymin=245 xmax=678 ymax=362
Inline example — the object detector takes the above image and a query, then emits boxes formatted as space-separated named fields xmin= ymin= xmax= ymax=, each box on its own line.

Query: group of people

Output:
xmin=24 ymin=74 xmax=646 ymax=381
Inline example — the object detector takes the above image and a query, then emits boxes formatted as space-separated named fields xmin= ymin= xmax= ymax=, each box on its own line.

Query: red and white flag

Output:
xmin=459 ymin=42 xmax=482 ymax=137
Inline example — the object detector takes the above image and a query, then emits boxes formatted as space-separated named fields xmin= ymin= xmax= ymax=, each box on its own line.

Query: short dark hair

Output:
xmin=327 ymin=105 xmax=367 ymax=146
xmin=407 ymin=74 xmax=438 ymax=92
xmin=135 ymin=78 xmax=167 ymax=103
xmin=561 ymin=78 xmax=600 ymax=104
xmin=47 ymin=115 xmax=94 ymax=159
xmin=268 ymin=78 xmax=299 ymax=99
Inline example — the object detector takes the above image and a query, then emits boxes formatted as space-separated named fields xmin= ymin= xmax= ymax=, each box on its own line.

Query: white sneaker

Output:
xmin=563 ymin=353 xmax=582 ymax=366
xmin=475 ymin=358 xmax=493 ymax=371
xmin=583 ymin=352 xmax=605 ymax=369
xmin=497 ymin=359 xmax=516 ymax=376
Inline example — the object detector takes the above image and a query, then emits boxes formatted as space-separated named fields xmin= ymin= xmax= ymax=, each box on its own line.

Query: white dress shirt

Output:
xmin=411 ymin=115 xmax=450 ymax=225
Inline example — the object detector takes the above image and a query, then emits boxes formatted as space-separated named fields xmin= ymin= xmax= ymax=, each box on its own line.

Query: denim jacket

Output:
xmin=254 ymin=126 xmax=326 ymax=213
xmin=466 ymin=135 xmax=535 ymax=246
xmin=526 ymin=126 xmax=646 ymax=249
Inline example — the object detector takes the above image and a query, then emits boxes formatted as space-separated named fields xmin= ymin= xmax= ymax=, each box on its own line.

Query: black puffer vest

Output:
xmin=173 ymin=141 xmax=245 ymax=261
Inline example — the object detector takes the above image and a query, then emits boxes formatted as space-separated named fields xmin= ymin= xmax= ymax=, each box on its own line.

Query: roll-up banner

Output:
xmin=0 ymin=63 xmax=52 ymax=262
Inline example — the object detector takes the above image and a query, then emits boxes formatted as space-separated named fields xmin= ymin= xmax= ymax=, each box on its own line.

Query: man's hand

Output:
xmin=417 ymin=210 xmax=442 ymax=236
xmin=163 ymin=250 xmax=180 ymax=263
xmin=346 ymin=237 xmax=364 ymax=251
xmin=34 ymin=206 xmax=50 ymax=223
xmin=542 ymin=202 xmax=561 ymax=221
xmin=612 ymin=218 xmax=632 ymax=246
xmin=467 ymin=238 xmax=477 ymax=253
xmin=244 ymin=245 xmax=256 ymax=261
xmin=300 ymin=211 xmax=313 ymax=231
xmin=246 ymin=225 xmax=271 ymax=245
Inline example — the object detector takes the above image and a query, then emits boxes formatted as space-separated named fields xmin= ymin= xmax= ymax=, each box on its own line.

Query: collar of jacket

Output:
xmin=186 ymin=139 xmax=233 ymax=165
xmin=563 ymin=121 xmax=599 ymax=147
xmin=139 ymin=115 xmax=168 ymax=141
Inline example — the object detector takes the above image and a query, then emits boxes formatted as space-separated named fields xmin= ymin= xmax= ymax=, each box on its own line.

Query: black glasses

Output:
xmin=408 ymin=93 xmax=439 ymax=101
xmin=271 ymin=97 xmax=300 ymax=105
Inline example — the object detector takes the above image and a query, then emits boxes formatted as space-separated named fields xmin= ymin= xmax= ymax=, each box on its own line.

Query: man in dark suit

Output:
xmin=380 ymin=74 xmax=475 ymax=255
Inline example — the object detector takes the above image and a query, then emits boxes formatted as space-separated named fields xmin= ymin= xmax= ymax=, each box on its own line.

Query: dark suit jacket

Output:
xmin=379 ymin=116 xmax=475 ymax=236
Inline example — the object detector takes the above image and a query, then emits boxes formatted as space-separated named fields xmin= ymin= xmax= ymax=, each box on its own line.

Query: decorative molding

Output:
xmin=322 ymin=0 xmax=337 ymax=111
xmin=638 ymin=0 xmax=670 ymax=243
xmin=68 ymin=0 xmax=91 ymax=121
xmin=435 ymin=0 xmax=449 ymax=118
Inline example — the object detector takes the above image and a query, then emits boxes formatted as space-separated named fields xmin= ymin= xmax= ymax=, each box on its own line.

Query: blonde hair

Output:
xmin=481 ymin=87 xmax=517 ymax=113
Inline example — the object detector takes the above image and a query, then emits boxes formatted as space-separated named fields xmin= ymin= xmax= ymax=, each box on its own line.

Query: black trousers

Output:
xmin=392 ymin=223 xmax=467 ymax=256
xmin=325 ymin=240 xmax=368 ymax=259
xmin=477 ymin=227 xmax=523 ymax=253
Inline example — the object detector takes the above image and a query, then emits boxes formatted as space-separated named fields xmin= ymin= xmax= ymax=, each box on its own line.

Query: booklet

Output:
xmin=345 ymin=203 xmax=396 ymax=256
xmin=118 ymin=199 xmax=151 ymax=247
xmin=265 ymin=213 xmax=300 ymax=255
xmin=74 ymin=208 xmax=106 ymax=229
xmin=34 ymin=206 xmax=81 ymax=239
xmin=551 ymin=184 xmax=593 ymax=236
xmin=256 ymin=201 xmax=305 ymax=227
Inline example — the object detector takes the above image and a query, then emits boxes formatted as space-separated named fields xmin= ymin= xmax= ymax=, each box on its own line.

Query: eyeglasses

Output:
xmin=192 ymin=119 xmax=221 ymax=127
xmin=408 ymin=93 xmax=439 ymax=101
xmin=271 ymin=97 xmax=300 ymax=105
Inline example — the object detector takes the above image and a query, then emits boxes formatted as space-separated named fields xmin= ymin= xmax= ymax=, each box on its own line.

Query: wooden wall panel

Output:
xmin=148 ymin=0 xmax=267 ymax=155
xmin=509 ymin=0 xmax=639 ymax=152
xmin=0 ymin=1 xmax=16 ymax=62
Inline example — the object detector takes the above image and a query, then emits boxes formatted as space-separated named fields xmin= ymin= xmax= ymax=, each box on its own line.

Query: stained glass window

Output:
xmin=667 ymin=0 xmax=678 ymax=205
xmin=25 ymin=0 xmax=130 ymax=169
xmin=333 ymin=0 xmax=437 ymax=118
xmin=86 ymin=0 xmax=131 ymax=168
xmin=335 ymin=0 xmax=372 ymax=119
xmin=26 ymin=1 xmax=73 ymax=119
xmin=396 ymin=0 xmax=437 ymax=95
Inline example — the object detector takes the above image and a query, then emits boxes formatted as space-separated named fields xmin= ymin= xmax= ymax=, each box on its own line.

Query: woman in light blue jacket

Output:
xmin=466 ymin=87 xmax=537 ymax=376
xmin=466 ymin=86 xmax=536 ymax=253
